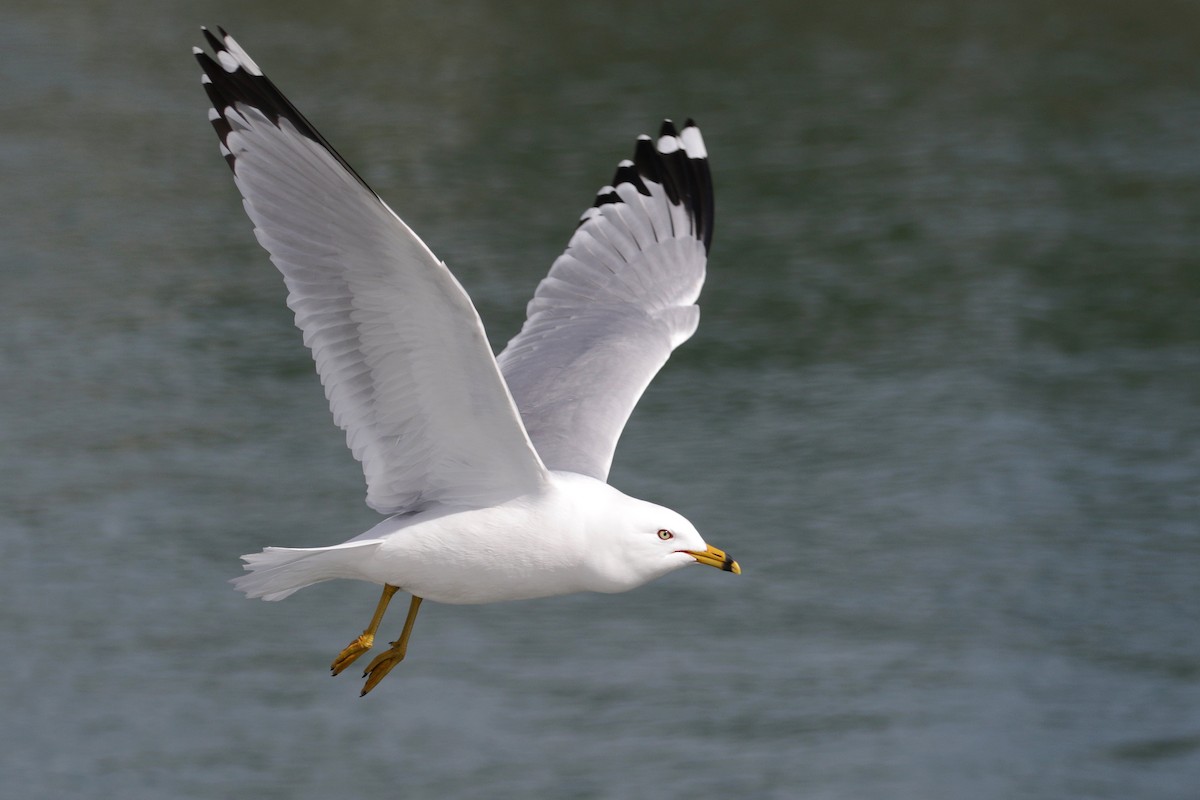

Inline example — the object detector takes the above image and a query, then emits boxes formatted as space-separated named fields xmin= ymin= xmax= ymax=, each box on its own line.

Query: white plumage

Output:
xmin=195 ymin=27 xmax=736 ymax=692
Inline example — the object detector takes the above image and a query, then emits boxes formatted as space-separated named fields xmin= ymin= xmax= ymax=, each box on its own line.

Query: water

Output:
xmin=3 ymin=2 xmax=1198 ymax=798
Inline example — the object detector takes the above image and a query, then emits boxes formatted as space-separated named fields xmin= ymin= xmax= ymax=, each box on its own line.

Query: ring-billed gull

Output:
xmin=194 ymin=28 xmax=740 ymax=696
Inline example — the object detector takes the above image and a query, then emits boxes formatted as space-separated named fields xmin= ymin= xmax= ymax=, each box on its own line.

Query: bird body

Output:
xmin=238 ymin=471 xmax=713 ymax=605
xmin=194 ymin=27 xmax=738 ymax=693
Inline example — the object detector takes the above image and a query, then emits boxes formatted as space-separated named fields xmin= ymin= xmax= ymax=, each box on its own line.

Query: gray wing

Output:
xmin=196 ymin=29 xmax=547 ymax=514
xmin=496 ymin=121 xmax=712 ymax=481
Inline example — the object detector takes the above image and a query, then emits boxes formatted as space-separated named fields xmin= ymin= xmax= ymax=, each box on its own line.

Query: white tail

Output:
xmin=232 ymin=539 xmax=384 ymax=600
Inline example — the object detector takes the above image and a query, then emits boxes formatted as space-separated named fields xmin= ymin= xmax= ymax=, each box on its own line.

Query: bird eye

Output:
xmin=657 ymin=529 xmax=673 ymax=540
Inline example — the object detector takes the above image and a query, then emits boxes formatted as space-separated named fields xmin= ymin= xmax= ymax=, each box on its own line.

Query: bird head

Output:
xmin=580 ymin=486 xmax=740 ymax=593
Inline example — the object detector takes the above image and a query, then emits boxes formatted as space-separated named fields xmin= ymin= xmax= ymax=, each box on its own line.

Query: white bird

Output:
xmin=194 ymin=27 xmax=739 ymax=696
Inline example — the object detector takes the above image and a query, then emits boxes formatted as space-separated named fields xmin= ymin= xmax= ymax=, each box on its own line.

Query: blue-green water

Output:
xmin=2 ymin=2 xmax=1198 ymax=798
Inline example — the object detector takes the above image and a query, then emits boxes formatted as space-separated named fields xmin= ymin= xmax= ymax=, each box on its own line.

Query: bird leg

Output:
xmin=330 ymin=583 xmax=399 ymax=676
xmin=360 ymin=595 xmax=423 ymax=696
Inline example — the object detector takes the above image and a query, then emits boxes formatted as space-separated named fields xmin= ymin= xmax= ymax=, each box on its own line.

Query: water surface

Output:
xmin=2 ymin=2 xmax=1197 ymax=798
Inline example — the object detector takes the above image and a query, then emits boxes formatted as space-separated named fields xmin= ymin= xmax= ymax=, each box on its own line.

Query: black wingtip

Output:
xmin=201 ymin=26 xmax=222 ymax=53
xmin=592 ymin=188 xmax=621 ymax=208
xmin=611 ymin=160 xmax=651 ymax=197
xmin=194 ymin=27 xmax=376 ymax=193
xmin=576 ymin=118 xmax=714 ymax=252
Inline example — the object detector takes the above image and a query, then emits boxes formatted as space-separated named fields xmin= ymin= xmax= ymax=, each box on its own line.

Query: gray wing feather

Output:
xmin=196 ymin=29 xmax=547 ymax=514
xmin=497 ymin=122 xmax=713 ymax=481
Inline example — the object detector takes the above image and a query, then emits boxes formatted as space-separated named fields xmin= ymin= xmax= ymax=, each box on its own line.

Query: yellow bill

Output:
xmin=686 ymin=544 xmax=741 ymax=574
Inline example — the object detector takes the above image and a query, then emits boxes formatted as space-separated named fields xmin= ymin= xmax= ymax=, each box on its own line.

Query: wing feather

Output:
xmin=196 ymin=29 xmax=547 ymax=514
xmin=497 ymin=121 xmax=712 ymax=481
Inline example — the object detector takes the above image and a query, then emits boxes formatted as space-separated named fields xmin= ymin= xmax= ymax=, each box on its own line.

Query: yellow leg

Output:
xmin=360 ymin=595 xmax=423 ymax=696
xmin=330 ymin=583 xmax=400 ymax=676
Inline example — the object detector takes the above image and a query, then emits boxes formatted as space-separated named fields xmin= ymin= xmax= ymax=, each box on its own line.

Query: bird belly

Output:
xmin=358 ymin=502 xmax=591 ymax=604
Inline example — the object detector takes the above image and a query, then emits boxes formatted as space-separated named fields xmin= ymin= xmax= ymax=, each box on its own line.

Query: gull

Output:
xmin=194 ymin=27 xmax=740 ymax=696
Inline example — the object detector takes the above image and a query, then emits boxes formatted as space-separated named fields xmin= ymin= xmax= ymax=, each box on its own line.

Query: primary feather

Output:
xmin=497 ymin=123 xmax=713 ymax=480
xmin=196 ymin=28 xmax=548 ymax=515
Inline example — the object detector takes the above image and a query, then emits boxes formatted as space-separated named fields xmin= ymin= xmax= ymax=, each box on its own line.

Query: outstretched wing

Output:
xmin=496 ymin=121 xmax=713 ymax=481
xmin=195 ymin=28 xmax=547 ymax=514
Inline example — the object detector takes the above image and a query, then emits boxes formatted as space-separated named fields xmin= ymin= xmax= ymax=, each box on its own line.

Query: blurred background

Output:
xmin=2 ymin=1 xmax=1197 ymax=798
